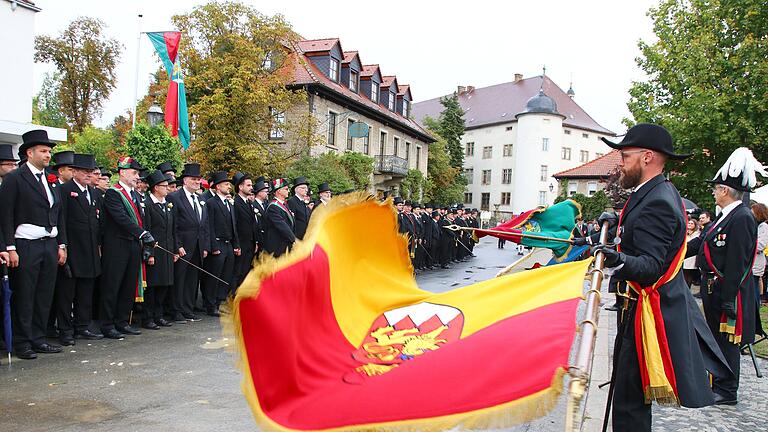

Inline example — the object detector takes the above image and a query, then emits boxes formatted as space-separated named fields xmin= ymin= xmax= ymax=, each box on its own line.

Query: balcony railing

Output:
xmin=376 ymin=155 xmax=408 ymax=176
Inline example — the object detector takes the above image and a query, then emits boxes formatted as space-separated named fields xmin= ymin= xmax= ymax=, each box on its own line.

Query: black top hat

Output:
xmin=253 ymin=179 xmax=269 ymax=193
xmin=172 ymin=178 xmax=183 ymax=187
xmin=72 ymin=153 xmax=96 ymax=170
xmin=254 ymin=175 xmax=266 ymax=184
xmin=116 ymin=156 xmax=143 ymax=171
xmin=101 ymin=170 xmax=112 ymax=178
xmin=139 ymin=169 xmax=151 ymax=181
xmin=393 ymin=197 xmax=404 ymax=205
xmin=232 ymin=171 xmax=251 ymax=187
xmin=179 ymin=163 xmax=202 ymax=178
xmin=601 ymin=123 xmax=691 ymax=160
xmin=145 ymin=170 xmax=172 ymax=189
xmin=19 ymin=129 xmax=57 ymax=156
xmin=413 ymin=202 xmax=422 ymax=209
xmin=272 ymin=178 xmax=290 ymax=192
xmin=156 ymin=161 xmax=177 ymax=174
xmin=292 ymin=176 xmax=309 ymax=190
xmin=317 ymin=182 xmax=331 ymax=193
xmin=52 ymin=150 xmax=75 ymax=169
xmin=404 ymin=200 xmax=413 ymax=206
xmin=209 ymin=171 xmax=232 ymax=187
xmin=0 ymin=144 xmax=17 ymax=162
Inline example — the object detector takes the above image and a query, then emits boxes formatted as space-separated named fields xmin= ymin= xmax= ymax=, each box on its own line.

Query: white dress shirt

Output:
xmin=14 ymin=162 xmax=59 ymax=242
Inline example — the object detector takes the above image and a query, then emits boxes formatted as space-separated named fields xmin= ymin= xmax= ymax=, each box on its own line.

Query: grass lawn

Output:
xmin=756 ymin=305 xmax=768 ymax=358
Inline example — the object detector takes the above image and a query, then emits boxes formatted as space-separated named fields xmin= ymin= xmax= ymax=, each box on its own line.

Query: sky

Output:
xmin=31 ymin=0 xmax=659 ymax=135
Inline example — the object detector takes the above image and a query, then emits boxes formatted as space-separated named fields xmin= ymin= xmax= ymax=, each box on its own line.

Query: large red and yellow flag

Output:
xmin=231 ymin=194 xmax=591 ymax=431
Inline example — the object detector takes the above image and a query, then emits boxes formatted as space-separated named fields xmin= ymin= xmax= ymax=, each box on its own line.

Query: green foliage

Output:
xmin=32 ymin=72 xmax=68 ymax=130
xmin=560 ymin=191 xmax=611 ymax=221
xmin=626 ymin=0 xmax=768 ymax=210
xmin=400 ymin=169 xmax=425 ymax=200
xmin=339 ymin=152 xmax=374 ymax=190
xmin=72 ymin=126 xmax=119 ymax=169
xmin=423 ymin=131 xmax=466 ymax=205
xmin=286 ymin=153 xmax=354 ymax=195
xmin=35 ymin=17 xmax=122 ymax=133
xmin=122 ymin=123 xmax=182 ymax=172
xmin=424 ymin=94 xmax=466 ymax=170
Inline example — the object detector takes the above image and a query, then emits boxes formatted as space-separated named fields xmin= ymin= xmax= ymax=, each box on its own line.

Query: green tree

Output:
xmin=286 ymin=153 xmax=354 ymax=194
xmin=626 ymin=0 xmax=768 ymax=209
xmin=172 ymin=1 xmax=317 ymax=175
xmin=122 ymin=123 xmax=183 ymax=172
xmin=339 ymin=152 xmax=374 ymax=190
xmin=423 ymin=132 xmax=466 ymax=205
xmin=72 ymin=126 xmax=119 ymax=169
xmin=34 ymin=17 xmax=122 ymax=133
xmin=400 ymin=169 xmax=425 ymax=200
xmin=424 ymin=94 xmax=466 ymax=170
xmin=32 ymin=72 xmax=68 ymax=130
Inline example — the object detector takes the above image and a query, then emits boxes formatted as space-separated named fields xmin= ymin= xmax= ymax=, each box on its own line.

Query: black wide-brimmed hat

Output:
xmin=156 ymin=161 xmax=177 ymax=174
xmin=253 ymin=179 xmax=269 ymax=193
xmin=393 ymin=197 xmax=404 ymax=205
xmin=19 ymin=129 xmax=57 ymax=156
xmin=116 ymin=156 xmax=143 ymax=172
xmin=292 ymin=176 xmax=309 ymax=190
xmin=0 ymin=144 xmax=18 ymax=162
xmin=601 ymin=123 xmax=691 ymax=160
xmin=179 ymin=163 xmax=202 ymax=178
xmin=101 ymin=170 xmax=112 ymax=178
xmin=52 ymin=150 xmax=75 ymax=169
xmin=145 ymin=170 xmax=171 ymax=189
xmin=72 ymin=153 xmax=96 ymax=170
xmin=209 ymin=171 xmax=232 ymax=187
xmin=272 ymin=178 xmax=290 ymax=192
xmin=139 ymin=169 xmax=151 ymax=181
xmin=317 ymin=182 xmax=331 ymax=193
xmin=232 ymin=171 xmax=251 ymax=188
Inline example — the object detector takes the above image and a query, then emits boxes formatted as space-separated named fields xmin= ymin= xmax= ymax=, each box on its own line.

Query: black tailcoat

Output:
xmin=59 ymin=180 xmax=100 ymax=278
xmin=287 ymin=195 xmax=311 ymax=239
xmin=168 ymin=189 xmax=210 ymax=257
xmin=262 ymin=200 xmax=295 ymax=257
xmin=145 ymin=198 xmax=176 ymax=287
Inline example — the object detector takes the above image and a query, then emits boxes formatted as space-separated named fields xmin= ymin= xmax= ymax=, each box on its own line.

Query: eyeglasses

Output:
xmin=619 ymin=149 xmax=648 ymax=160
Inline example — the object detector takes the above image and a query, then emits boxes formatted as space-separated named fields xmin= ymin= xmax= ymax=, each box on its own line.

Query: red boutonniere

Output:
xmin=47 ymin=173 xmax=58 ymax=184
xmin=70 ymin=191 xmax=79 ymax=198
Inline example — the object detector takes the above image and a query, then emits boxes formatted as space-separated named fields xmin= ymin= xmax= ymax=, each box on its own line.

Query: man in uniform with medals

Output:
xmin=262 ymin=178 xmax=295 ymax=257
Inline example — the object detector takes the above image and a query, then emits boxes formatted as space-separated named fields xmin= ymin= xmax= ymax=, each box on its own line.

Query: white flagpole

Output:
xmin=132 ymin=13 xmax=143 ymax=128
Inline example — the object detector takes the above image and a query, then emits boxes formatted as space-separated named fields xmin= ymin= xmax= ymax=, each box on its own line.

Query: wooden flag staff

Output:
xmin=443 ymin=225 xmax=574 ymax=244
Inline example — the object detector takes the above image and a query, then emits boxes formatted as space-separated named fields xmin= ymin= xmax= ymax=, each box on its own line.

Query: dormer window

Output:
xmin=402 ymin=100 xmax=410 ymax=117
xmin=349 ymin=70 xmax=359 ymax=92
xmin=371 ymin=82 xmax=379 ymax=103
xmin=329 ymin=58 xmax=339 ymax=82
xmin=262 ymin=51 xmax=273 ymax=70
xmin=388 ymin=91 xmax=395 ymax=111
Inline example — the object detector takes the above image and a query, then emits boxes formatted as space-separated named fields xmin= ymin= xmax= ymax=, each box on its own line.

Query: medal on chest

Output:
xmin=715 ymin=233 xmax=726 ymax=247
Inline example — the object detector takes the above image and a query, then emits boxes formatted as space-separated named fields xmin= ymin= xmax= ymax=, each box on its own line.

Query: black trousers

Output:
xmin=10 ymin=238 xmax=58 ymax=350
xmin=143 ymin=285 xmax=170 ymax=323
xmin=55 ymin=276 xmax=95 ymax=336
xmin=233 ymin=245 xmax=254 ymax=289
xmin=700 ymin=276 xmax=740 ymax=399
xmin=173 ymin=246 xmax=201 ymax=316
xmin=612 ymin=301 xmax=652 ymax=432
xmin=100 ymin=239 xmax=140 ymax=331
xmin=202 ymin=243 xmax=234 ymax=309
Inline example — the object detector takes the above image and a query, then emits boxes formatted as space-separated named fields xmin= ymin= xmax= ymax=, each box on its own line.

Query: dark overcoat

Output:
xmin=59 ymin=180 xmax=100 ymax=278
xmin=145 ymin=198 xmax=177 ymax=287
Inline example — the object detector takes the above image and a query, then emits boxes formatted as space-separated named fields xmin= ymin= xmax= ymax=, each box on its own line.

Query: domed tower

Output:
xmin=512 ymin=80 xmax=566 ymax=213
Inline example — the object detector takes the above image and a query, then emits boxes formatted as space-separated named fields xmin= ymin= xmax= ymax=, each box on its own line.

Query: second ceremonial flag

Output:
xmin=147 ymin=31 xmax=190 ymax=149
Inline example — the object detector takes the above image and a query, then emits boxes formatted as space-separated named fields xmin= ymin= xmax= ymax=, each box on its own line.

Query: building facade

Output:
xmin=281 ymin=38 xmax=432 ymax=195
xmin=553 ymin=150 xmax=621 ymax=197
xmin=0 ymin=0 xmax=67 ymax=149
xmin=413 ymin=74 xmax=615 ymax=216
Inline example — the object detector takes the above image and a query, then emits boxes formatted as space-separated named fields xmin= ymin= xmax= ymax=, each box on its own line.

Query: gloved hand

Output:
xmin=591 ymin=245 xmax=625 ymax=268
xmin=139 ymin=231 xmax=156 ymax=247
xmin=573 ymin=237 xmax=588 ymax=246
xmin=597 ymin=212 xmax=619 ymax=229
xmin=721 ymin=300 xmax=737 ymax=320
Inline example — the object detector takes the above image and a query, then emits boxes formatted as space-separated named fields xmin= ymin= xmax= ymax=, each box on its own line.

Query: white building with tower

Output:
xmin=413 ymin=73 xmax=615 ymax=216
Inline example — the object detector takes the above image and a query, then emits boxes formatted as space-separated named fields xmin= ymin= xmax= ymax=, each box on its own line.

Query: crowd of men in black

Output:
xmin=0 ymin=130 xmax=480 ymax=361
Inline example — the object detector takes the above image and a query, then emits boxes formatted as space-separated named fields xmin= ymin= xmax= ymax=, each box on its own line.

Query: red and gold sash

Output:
xmin=617 ymin=199 xmax=686 ymax=406
xmin=113 ymin=184 xmax=147 ymax=302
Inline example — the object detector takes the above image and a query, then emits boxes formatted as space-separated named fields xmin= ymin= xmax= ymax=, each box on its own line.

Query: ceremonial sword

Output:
xmin=442 ymin=224 xmax=575 ymax=244
xmin=152 ymin=243 xmax=230 ymax=286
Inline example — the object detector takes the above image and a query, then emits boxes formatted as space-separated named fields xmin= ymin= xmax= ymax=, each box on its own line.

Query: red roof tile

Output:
xmin=553 ymin=150 xmax=621 ymax=179
xmin=296 ymin=38 xmax=340 ymax=53
xmin=412 ymin=75 xmax=615 ymax=135
xmin=342 ymin=51 xmax=359 ymax=64
xmin=381 ymin=76 xmax=397 ymax=88
xmin=361 ymin=64 xmax=380 ymax=78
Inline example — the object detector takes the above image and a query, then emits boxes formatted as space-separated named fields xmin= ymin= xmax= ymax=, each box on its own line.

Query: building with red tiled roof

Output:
xmin=280 ymin=37 xmax=433 ymax=195
xmin=553 ymin=150 xmax=621 ymax=197
xmin=412 ymin=74 xmax=617 ymax=215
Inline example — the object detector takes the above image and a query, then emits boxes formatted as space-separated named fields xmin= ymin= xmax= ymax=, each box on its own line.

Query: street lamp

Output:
xmin=147 ymin=103 xmax=164 ymax=127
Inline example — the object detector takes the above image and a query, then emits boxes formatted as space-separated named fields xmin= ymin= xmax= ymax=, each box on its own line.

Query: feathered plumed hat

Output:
xmin=707 ymin=147 xmax=767 ymax=192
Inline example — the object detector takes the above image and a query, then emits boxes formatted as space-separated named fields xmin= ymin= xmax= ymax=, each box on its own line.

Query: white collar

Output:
xmin=150 ymin=193 xmax=165 ymax=204
xmin=73 ymin=179 xmax=88 ymax=192
xmin=218 ymin=193 xmax=229 ymax=203
xmin=631 ymin=177 xmax=654 ymax=193
xmin=712 ymin=200 xmax=741 ymax=229
xmin=27 ymin=161 xmax=44 ymax=176
xmin=118 ymin=180 xmax=133 ymax=193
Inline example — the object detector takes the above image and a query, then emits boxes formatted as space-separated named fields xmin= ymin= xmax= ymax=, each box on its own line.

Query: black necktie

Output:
xmin=191 ymin=195 xmax=201 ymax=221
xmin=35 ymin=172 xmax=49 ymax=203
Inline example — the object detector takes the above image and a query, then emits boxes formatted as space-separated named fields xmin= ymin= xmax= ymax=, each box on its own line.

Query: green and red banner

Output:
xmin=230 ymin=195 xmax=592 ymax=431
xmin=147 ymin=31 xmax=190 ymax=149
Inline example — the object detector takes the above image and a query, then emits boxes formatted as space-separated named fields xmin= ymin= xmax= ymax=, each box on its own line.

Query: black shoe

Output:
xmin=116 ymin=325 xmax=142 ymax=335
xmin=172 ymin=313 xmax=188 ymax=324
xmin=713 ymin=393 xmax=737 ymax=405
xmin=33 ymin=343 xmax=63 ymax=354
xmin=183 ymin=313 xmax=201 ymax=322
xmin=157 ymin=319 xmax=173 ymax=327
xmin=16 ymin=348 xmax=37 ymax=360
xmin=75 ymin=329 xmax=104 ymax=340
xmin=193 ymin=306 xmax=205 ymax=313
xmin=103 ymin=329 xmax=125 ymax=339
xmin=142 ymin=322 xmax=160 ymax=330
xmin=206 ymin=309 xmax=221 ymax=317
xmin=59 ymin=336 xmax=75 ymax=346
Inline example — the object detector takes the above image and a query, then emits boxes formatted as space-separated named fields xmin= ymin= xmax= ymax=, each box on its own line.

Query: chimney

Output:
xmin=457 ymin=86 xmax=466 ymax=95
xmin=514 ymin=73 xmax=523 ymax=82
xmin=467 ymin=85 xmax=475 ymax=93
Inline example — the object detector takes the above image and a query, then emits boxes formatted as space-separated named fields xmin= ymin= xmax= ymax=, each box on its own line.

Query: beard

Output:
xmin=619 ymin=164 xmax=642 ymax=189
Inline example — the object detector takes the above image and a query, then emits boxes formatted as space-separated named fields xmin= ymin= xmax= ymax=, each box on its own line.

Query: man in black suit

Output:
xmin=251 ymin=178 xmax=269 ymax=258
xmin=0 ymin=144 xmax=18 ymax=184
xmin=594 ymin=124 xmax=731 ymax=431
xmin=572 ymin=217 xmax=588 ymax=238
xmin=143 ymin=170 xmax=177 ymax=330
xmin=687 ymin=148 xmax=764 ymax=405
xmin=54 ymin=154 xmax=103 ymax=345
xmin=203 ymin=171 xmax=240 ymax=315
xmin=99 ymin=157 xmax=155 ymax=339
xmin=0 ymin=130 xmax=67 ymax=359
xmin=51 ymin=150 xmax=75 ymax=188
xmin=262 ymin=178 xmax=295 ymax=257
xmin=287 ymin=176 xmax=311 ymax=240
xmin=233 ymin=172 xmax=257 ymax=288
xmin=315 ymin=182 xmax=332 ymax=208
xmin=167 ymin=163 xmax=210 ymax=322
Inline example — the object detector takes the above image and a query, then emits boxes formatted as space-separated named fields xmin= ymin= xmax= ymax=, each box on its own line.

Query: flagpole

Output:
xmin=443 ymin=225 xmax=574 ymax=244
xmin=565 ymin=220 xmax=609 ymax=431
xmin=132 ymin=13 xmax=143 ymax=128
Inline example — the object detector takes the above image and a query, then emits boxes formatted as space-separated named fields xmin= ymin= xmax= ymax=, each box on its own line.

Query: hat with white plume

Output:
xmin=707 ymin=147 xmax=767 ymax=192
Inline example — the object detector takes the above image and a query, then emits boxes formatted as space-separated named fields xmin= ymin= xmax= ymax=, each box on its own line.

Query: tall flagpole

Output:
xmin=132 ymin=13 xmax=143 ymax=128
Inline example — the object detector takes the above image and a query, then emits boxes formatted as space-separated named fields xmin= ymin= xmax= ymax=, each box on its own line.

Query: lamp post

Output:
xmin=147 ymin=102 xmax=164 ymax=127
